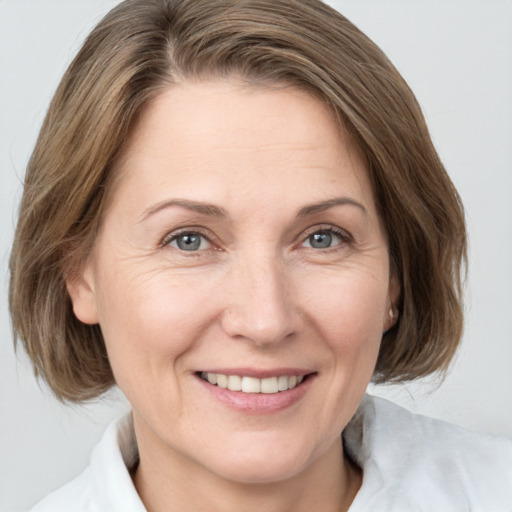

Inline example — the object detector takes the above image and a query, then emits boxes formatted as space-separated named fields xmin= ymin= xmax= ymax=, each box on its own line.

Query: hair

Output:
xmin=9 ymin=0 xmax=466 ymax=403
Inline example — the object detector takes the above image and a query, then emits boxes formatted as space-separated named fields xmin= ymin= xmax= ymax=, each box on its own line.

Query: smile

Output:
xmin=199 ymin=372 xmax=305 ymax=394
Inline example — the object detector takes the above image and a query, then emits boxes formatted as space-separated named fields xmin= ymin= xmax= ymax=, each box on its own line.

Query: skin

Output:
xmin=68 ymin=79 xmax=399 ymax=512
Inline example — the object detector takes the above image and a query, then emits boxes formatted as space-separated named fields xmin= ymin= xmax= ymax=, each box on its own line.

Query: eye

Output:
xmin=168 ymin=232 xmax=212 ymax=251
xmin=301 ymin=228 xmax=346 ymax=249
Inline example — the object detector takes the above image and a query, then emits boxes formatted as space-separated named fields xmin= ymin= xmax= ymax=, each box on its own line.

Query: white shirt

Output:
xmin=30 ymin=395 xmax=512 ymax=512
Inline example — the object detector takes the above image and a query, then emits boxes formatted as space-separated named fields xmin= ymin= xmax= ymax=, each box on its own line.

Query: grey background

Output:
xmin=1 ymin=1 xmax=511 ymax=510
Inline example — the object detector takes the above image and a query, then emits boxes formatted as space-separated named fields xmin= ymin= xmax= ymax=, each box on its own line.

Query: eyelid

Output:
xmin=298 ymin=224 xmax=352 ymax=244
xmin=161 ymin=226 xmax=217 ymax=250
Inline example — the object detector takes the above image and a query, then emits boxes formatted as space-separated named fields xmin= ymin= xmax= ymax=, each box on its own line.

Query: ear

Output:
xmin=66 ymin=262 xmax=99 ymax=325
xmin=383 ymin=272 xmax=400 ymax=332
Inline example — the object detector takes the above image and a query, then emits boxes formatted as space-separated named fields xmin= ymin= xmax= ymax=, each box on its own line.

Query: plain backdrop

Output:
xmin=1 ymin=1 xmax=511 ymax=510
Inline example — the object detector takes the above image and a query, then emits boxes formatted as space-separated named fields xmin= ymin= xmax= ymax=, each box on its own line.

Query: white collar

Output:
xmin=89 ymin=394 xmax=512 ymax=511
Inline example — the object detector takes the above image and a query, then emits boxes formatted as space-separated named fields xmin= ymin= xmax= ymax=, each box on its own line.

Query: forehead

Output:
xmin=109 ymin=79 xmax=376 ymax=219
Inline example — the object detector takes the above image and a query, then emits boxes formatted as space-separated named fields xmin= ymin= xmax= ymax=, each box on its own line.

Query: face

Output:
xmin=69 ymin=80 xmax=398 ymax=485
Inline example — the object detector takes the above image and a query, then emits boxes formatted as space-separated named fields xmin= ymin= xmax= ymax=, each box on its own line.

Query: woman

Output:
xmin=8 ymin=0 xmax=512 ymax=510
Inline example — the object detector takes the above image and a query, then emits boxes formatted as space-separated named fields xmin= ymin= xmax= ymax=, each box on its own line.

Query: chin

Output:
xmin=197 ymin=436 xmax=321 ymax=485
xmin=211 ymin=457 xmax=307 ymax=485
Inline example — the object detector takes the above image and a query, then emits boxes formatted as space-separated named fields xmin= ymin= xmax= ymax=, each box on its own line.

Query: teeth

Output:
xmin=227 ymin=375 xmax=242 ymax=391
xmin=200 ymin=372 xmax=307 ymax=393
xmin=242 ymin=376 xmax=261 ymax=393
xmin=261 ymin=377 xmax=278 ymax=394
xmin=277 ymin=375 xmax=289 ymax=391
xmin=216 ymin=374 xmax=228 ymax=389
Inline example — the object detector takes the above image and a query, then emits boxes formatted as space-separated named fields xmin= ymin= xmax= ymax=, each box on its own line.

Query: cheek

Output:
xmin=303 ymin=267 xmax=388 ymax=333
xmin=93 ymin=264 xmax=220 ymax=383
xmin=298 ymin=272 xmax=388 ymax=392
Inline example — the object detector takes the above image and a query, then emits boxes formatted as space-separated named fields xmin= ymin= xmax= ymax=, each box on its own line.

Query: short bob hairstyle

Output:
xmin=9 ymin=0 xmax=466 ymax=403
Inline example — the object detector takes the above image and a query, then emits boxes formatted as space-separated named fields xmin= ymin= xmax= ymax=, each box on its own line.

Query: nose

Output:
xmin=220 ymin=253 xmax=301 ymax=347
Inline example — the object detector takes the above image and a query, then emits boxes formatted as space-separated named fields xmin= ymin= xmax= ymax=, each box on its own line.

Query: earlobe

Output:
xmin=65 ymin=265 xmax=99 ymax=325
xmin=385 ymin=307 xmax=398 ymax=329
xmin=383 ymin=273 xmax=400 ymax=332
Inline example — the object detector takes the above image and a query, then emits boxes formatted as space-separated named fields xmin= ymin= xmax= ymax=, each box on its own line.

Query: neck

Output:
xmin=133 ymin=428 xmax=361 ymax=512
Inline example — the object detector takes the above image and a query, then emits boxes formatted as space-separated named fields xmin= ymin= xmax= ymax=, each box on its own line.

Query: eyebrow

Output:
xmin=297 ymin=197 xmax=368 ymax=217
xmin=139 ymin=199 xmax=229 ymax=222
xmin=140 ymin=196 xmax=367 ymax=222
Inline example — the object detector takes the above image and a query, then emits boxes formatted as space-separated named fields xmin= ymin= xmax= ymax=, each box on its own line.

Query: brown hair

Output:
xmin=9 ymin=0 xmax=466 ymax=402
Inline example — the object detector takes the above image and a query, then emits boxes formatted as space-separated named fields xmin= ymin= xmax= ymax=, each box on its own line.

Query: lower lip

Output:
xmin=196 ymin=374 xmax=315 ymax=414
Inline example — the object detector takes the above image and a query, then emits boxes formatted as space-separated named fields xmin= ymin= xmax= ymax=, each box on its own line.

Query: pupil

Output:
xmin=310 ymin=231 xmax=331 ymax=248
xmin=177 ymin=234 xmax=200 ymax=251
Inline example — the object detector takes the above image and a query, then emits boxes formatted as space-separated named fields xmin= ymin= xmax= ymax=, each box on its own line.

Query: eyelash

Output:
xmin=161 ymin=225 xmax=352 ymax=253
xmin=161 ymin=228 xmax=215 ymax=252
xmin=299 ymin=225 xmax=352 ymax=251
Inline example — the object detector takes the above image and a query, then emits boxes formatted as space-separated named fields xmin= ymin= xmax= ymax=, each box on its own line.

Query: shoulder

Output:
xmin=29 ymin=413 xmax=145 ymax=512
xmin=345 ymin=394 xmax=512 ymax=511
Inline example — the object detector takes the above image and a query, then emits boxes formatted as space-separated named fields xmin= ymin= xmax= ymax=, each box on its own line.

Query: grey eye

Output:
xmin=170 ymin=233 xmax=210 ymax=251
xmin=303 ymin=230 xmax=343 ymax=249
xmin=309 ymin=231 xmax=332 ymax=248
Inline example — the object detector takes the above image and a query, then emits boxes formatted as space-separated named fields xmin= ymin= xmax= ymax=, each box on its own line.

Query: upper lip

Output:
xmin=196 ymin=368 xmax=314 ymax=378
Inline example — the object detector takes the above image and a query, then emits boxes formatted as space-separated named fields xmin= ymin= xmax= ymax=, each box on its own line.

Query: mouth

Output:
xmin=195 ymin=369 xmax=316 ymax=414
xmin=196 ymin=371 xmax=312 ymax=394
